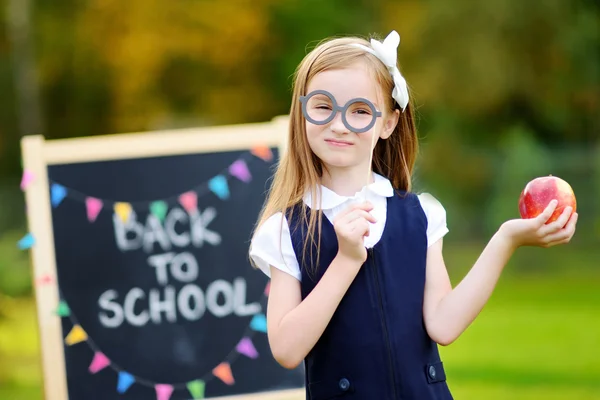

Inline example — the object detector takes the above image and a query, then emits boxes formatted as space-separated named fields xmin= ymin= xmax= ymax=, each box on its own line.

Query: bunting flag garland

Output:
xmin=65 ymin=324 xmax=88 ymax=345
xmin=250 ymin=313 xmax=267 ymax=333
xmin=27 ymin=145 xmax=273 ymax=226
xmin=17 ymin=233 xmax=35 ymax=250
xmin=150 ymin=200 xmax=168 ymax=222
xmin=54 ymin=300 xmax=70 ymax=317
xmin=229 ymin=160 xmax=251 ymax=183
xmin=117 ymin=371 xmax=135 ymax=394
xmin=155 ymin=384 xmax=174 ymax=400
xmin=113 ymin=202 xmax=132 ymax=223
xmin=55 ymin=280 xmax=271 ymax=398
xmin=20 ymin=169 xmax=34 ymax=190
xmin=89 ymin=351 xmax=111 ymax=374
xmin=212 ymin=362 xmax=235 ymax=385
xmin=208 ymin=175 xmax=230 ymax=200
xmin=178 ymin=191 xmax=198 ymax=214
xmin=187 ymin=380 xmax=206 ymax=399
xmin=86 ymin=197 xmax=103 ymax=222
xmin=51 ymin=183 xmax=67 ymax=207
xmin=236 ymin=337 xmax=259 ymax=359
xmin=250 ymin=145 xmax=273 ymax=162
xmin=21 ymin=146 xmax=276 ymax=397
xmin=36 ymin=273 xmax=54 ymax=286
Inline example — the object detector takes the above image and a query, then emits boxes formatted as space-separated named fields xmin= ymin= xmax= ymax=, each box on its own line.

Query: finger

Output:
xmin=335 ymin=201 xmax=373 ymax=222
xmin=541 ymin=213 xmax=578 ymax=245
xmin=349 ymin=218 xmax=370 ymax=236
xmin=353 ymin=201 xmax=374 ymax=211
xmin=536 ymin=200 xmax=558 ymax=225
xmin=539 ymin=206 xmax=572 ymax=235
xmin=343 ymin=210 xmax=377 ymax=224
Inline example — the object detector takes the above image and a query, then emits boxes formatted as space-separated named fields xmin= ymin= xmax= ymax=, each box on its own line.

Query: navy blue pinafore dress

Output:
xmin=287 ymin=190 xmax=454 ymax=400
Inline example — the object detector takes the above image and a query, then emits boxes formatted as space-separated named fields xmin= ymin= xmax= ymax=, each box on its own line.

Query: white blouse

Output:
xmin=249 ymin=173 xmax=449 ymax=281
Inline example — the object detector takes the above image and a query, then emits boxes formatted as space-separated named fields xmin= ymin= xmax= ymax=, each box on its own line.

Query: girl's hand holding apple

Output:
xmin=500 ymin=199 xmax=578 ymax=250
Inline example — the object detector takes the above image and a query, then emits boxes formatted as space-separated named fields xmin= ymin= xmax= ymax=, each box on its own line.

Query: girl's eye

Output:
xmin=355 ymin=109 xmax=371 ymax=115
xmin=315 ymin=105 xmax=331 ymax=110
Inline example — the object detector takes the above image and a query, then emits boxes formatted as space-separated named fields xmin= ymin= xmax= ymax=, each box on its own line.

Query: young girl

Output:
xmin=249 ymin=31 xmax=578 ymax=399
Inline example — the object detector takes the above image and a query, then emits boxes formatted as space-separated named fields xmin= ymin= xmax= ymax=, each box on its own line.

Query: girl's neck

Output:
xmin=320 ymin=167 xmax=374 ymax=197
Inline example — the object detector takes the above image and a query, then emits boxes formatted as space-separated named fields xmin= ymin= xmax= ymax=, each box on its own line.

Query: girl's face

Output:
xmin=303 ymin=62 xmax=398 ymax=176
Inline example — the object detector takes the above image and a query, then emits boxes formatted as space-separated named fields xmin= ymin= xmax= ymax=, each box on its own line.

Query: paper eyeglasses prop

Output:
xmin=299 ymin=90 xmax=383 ymax=133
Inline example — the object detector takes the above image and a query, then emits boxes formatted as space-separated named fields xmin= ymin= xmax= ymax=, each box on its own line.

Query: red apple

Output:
xmin=518 ymin=175 xmax=577 ymax=224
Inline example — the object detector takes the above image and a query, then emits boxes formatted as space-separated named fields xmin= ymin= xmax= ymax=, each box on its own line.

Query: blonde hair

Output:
xmin=251 ymin=34 xmax=419 ymax=273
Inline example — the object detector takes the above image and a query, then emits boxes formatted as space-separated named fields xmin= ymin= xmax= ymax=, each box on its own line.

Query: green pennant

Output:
xmin=187 ymin=379 xmax=205 ymax=399
xmin=150 ymin=201 xmax=168 ymax=222
xmin=55 ymin=300 xmax=70 ymax=317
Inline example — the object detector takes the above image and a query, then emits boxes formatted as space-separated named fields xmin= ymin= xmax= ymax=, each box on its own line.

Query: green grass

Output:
xmin=0 ymin=243 xmax=599 ymax=399
xmin=439 ymin=243 xmax=600 ymax=399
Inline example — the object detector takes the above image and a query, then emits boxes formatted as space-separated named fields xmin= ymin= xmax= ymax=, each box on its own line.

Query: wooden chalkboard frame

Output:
xmin=21 ymin=115 xmax=304 ymax=400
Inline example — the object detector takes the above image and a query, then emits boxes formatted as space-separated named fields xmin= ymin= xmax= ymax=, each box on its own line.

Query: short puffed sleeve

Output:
xmin=417 ymin=193 xmax=449 ymax=247
xmin=249 ymin=212 xmax=302 ymax=281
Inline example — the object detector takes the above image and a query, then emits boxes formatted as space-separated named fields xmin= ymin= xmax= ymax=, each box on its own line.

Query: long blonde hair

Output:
xmin=251 ymin=34 xmax=419 ymax=273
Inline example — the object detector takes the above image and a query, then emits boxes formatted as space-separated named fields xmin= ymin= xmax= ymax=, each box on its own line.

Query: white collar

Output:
xmin=303 ymin=173 xmax=394 ymax=210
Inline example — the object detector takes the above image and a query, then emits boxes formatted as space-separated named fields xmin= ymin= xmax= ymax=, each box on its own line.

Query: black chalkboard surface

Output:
xmin=21 ymin=119 xmax=305 ymax=400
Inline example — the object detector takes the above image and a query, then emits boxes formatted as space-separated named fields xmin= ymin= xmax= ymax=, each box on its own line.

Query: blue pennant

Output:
xmin=51 ymin=183 xmax=67 ymax=207
xmin=250 ymin=313 xmax=267 ymax=333
xmin=17 ymin=233 xmax=35 ymax=250
xmin=208 ymin=175 xmax=230 ymax=200
xmin=117 ymin=371 xmax=135 ymax=394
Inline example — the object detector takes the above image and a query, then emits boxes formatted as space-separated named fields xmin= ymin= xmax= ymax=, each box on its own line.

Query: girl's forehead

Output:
xmin=306 ymin=65 xmax=382 ymax=105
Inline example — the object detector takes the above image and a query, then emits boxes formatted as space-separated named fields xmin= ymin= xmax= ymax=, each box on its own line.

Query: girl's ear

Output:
xmin=380 ymin=109 xmax=400 ymax=140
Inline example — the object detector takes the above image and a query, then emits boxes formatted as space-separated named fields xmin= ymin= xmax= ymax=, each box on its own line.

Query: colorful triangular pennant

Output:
xmin=179 ymin=192 xmax=198 ymax=214
xmin=208 ymin=175 xmax=229 ymax=200
xmin=150 ymin=200 xmax=168 ymax=222
xmin=155 ymin=383 xmax=174 ymax=400
xmin=65 ymin=324 xmax=88 ymax=345
xmin=88 ymin=351 xmax=110 ymax=374
xmin=117 ymin=371 xmax=135 ymax=394
xmin=20 ymin=169 xmax=34 ymax=190
xmin=54 ymin=300 xmax=70 ymax=317
xmin=17 ymin=233 xmax=35 ymax=250
xmin=187 ymin=380 xmax=206 ymax=399
xmin=212 ymin=362 xmax=234 ymax=385
xmin=229 ymin=159 xmax=252 ymax=183
xmin=36 ymin=273 xmax=53 ymax=286
xmin=251 ymin=145 xmax=273 ymax=161
xmin=236 ymin=337 xmax=259 ymax=359
xmin=86 ymin=197 xmax=103 ymax=222
xmin=51 ymin=183 xmax=67 ymax=207
xmin=114 ymin=202 xmax=132 ymax=223
xmin=250 ymin=313 xmax=267 ymax=333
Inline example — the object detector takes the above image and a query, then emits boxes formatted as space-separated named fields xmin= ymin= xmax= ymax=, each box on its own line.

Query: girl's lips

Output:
xmin=325 ymin=139 xmax=353 ymax=147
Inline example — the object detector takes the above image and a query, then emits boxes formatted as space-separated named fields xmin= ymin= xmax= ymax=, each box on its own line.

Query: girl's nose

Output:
xmin=329 ymin=111 xmax=348 ymax=134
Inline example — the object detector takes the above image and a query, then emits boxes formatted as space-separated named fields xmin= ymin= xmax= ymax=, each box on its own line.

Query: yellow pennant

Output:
xmin=113 ymin=202 xmax=132 ymax=223
xmin=65 ymin=324 xmax=88 ymax=346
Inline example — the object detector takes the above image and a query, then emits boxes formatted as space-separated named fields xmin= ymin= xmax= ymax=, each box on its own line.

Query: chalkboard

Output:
xmin=21 ymin=117 xmax=305 ymax=400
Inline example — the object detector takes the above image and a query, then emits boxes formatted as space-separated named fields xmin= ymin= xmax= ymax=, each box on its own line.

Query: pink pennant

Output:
xmin=85 ymin=197 xmax=103 ymax=222
xmin=88 ymin=351 xmax=110 ymax=374
xmin=36 ymin=273 xmax=53 ymax=286
xmin=179 ymin=191 xmax=198 ymax=214
xmin=155 ymin=384 xmax=174 ymax=400
xmin=236 ymin=337 xmax=259 ymax=359
xmin=229 ymin=160 xmax=252 ymax=183
xmin=20 ymin=169 xmax=34 ymax=190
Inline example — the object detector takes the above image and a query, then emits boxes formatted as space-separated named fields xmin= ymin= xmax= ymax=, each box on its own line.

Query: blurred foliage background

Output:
xmin=0 ymin=0 xmax=598 ymax=399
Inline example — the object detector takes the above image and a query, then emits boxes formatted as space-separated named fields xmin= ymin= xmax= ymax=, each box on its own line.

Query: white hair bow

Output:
xmin=352 ymin=30 xmax=409 ymax=112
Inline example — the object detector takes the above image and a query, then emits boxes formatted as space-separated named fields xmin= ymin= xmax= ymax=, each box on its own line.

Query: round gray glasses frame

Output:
xmin=299 ymin=89 xmax=382 ymax=133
